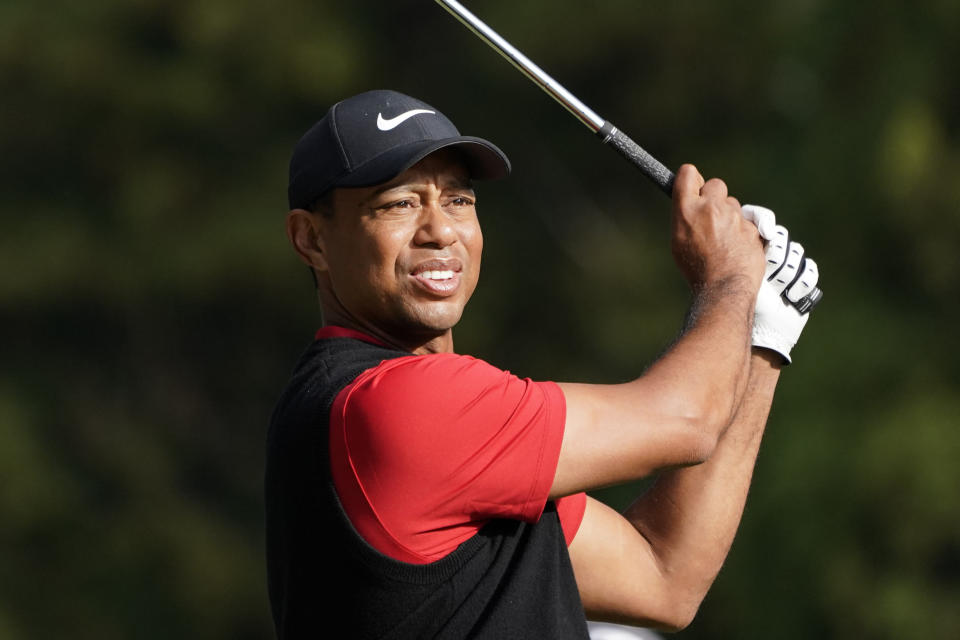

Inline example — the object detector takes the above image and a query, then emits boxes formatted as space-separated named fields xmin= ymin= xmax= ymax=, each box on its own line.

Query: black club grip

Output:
xmin=599 ymin=122 xmax=675 ymax=195
xmin=598 ymin=121 xmax=822 ymax=314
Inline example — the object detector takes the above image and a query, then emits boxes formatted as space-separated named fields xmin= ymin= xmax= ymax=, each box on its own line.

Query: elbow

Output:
xmin=696 ymin=397 xmax=736 ymax=441
xmin=655 ymin=604 xmax=700 ymax=633
xmin=675 ymin=415 xmax=720 ymax=466
xmin=656 ymin=387 xmax=732 ymax=467
xmin=675 ymin=383 xmax=738 ymax=445
xmin=680 ymin=390 xmax=738 ymax=462
xmin=647 ymin=593 xmax=704 ymax=633
xmin=652 ymin=619 xmax=690 ymax=634
xmin=589 ymin=576 xmax=709 ymax=633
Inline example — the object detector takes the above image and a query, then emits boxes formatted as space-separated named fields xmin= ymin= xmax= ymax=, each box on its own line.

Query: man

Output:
xmin=265 ymin=89 xmax=819 ymax=638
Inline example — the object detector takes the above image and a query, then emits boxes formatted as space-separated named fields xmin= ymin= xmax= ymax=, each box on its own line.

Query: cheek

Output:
xmin=325 ymin=226 xmax=395 ymax=293
xmin=465 ymin=222 xmax=483 ymax=268
xmin=459 ymin=221 xmax=483 ymax=296
xmin=366 ymin=227 xmax=412 ymax=284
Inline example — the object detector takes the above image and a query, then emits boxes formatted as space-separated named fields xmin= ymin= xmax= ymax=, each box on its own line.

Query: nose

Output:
xmin=413 ymin=200 xmax=457 ymax=248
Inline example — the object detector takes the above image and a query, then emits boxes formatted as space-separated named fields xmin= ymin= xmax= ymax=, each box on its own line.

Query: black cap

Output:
xmin=288 ymin=89 xmax=511 ymax=210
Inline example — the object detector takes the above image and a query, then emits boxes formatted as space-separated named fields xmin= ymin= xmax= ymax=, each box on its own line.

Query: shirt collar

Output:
xmin=315 ymin=325 xmax=392 ymax=348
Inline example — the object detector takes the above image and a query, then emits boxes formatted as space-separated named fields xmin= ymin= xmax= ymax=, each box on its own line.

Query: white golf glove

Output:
xmin=742 ymin=205 xmax=820 ymax=364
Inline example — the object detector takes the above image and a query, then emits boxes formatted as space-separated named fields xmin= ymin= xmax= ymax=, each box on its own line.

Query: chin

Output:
xmin=405 ymin=302 xmax=465 ymax=334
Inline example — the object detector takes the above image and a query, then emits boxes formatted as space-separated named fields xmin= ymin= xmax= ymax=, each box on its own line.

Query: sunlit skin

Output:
xmin=286 ymin=150 xmax=482 ymax=355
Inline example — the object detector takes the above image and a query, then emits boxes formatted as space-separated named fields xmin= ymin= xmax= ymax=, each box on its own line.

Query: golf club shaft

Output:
xmin=436 ymin=0 xmax=822 ymax=313
xmin=435 ymin=0 xmax=675 ymax=195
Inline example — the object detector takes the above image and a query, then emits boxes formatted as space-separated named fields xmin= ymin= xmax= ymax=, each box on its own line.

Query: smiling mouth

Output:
xmin=410 ymin=260 xmax=463 ymax=296
xmin=418 ymin=269 xmax=456 ymax=281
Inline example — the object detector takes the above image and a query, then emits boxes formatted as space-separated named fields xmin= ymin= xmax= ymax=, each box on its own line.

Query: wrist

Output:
xmin=750 ymin=317 xmax=796 ymax=364
xmin=694 ymin=274 xmax=757 ymax=303
xmin=685 ymin=275 xmax=756 ymax=334
xmin=695 ymin=274 xmax=757 ymax=311
xmin=751 ymin=345 xmax=787 ymax=369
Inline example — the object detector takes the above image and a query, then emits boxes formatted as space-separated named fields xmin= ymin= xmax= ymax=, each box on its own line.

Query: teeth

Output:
xmin=420 ymin=270 xmax=454 ymax=280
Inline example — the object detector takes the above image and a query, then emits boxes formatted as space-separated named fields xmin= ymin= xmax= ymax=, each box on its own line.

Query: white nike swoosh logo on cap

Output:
xmin=376 ymin=109 xmax=436 ymax=131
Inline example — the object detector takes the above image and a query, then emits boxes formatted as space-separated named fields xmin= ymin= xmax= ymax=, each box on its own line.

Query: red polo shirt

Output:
xmin=321 ymin=326 xmax=586 ymax=564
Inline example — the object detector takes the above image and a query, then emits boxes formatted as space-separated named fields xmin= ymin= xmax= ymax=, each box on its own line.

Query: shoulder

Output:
xmin=342 ymin=352 xmax=523 ymax=413
xmin=334 ymin=352 xmax=565 ymax=460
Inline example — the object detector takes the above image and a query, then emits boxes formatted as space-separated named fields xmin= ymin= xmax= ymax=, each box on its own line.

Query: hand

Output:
xmin=670 ymin=165 xmax=765 ymax=292
xmin=741 ymin=204 xmax=777 ymax=242
xmin=742 ymin=205 xmax=819 ymax=363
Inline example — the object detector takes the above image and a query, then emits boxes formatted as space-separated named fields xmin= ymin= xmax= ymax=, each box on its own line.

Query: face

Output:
xmin=314 ymin=150 xmax=483 ymax=348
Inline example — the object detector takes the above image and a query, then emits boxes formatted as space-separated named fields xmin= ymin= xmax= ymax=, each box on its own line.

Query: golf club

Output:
xmin=435 ymin=0 xmax=822 ymax=314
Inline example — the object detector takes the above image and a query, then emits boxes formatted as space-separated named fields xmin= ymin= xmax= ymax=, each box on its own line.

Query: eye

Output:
xmin=448 ymin=195 xmax=475 ymax=207
xmin=376 ymin=198 xmax=418 ymax=213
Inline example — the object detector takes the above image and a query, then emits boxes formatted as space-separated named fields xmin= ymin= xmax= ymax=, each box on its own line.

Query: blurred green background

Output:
xmin=2 ymin=0 xmax=958 ymax=638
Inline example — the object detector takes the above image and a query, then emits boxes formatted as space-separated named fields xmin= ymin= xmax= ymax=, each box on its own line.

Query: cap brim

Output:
xmin=337 ymin=136 xmax=511 ymax=189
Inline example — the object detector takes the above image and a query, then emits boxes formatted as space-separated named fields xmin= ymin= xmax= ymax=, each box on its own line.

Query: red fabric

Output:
xmin=325 ymin=328 xmax=585 ymax=564
xmin=316 ymin=325 xmax=392 ymax=346
xmin=556 ymin=491 xmax=587 ymax=546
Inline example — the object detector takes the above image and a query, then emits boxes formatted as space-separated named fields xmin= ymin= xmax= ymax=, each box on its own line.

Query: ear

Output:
xmin=286 ymin=208 xmax=329 ymax=272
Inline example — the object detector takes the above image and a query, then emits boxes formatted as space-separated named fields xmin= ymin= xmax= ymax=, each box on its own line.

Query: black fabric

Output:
xmin=287 ymin=89 xmax=510 ymax=209
xmin=265 ymin=337 xmax=590 ymax=639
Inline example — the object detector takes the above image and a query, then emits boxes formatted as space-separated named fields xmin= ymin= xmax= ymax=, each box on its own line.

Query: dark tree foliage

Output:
xmin=1 ymin=1 xmax=958 ymax=638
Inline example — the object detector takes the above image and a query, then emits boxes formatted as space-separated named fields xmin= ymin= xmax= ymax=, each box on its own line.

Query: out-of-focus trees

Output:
xmin=2 ymin=0 xmax=957 ymax=637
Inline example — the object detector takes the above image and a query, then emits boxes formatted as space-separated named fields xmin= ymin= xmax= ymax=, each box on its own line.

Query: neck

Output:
xmin=320 ymin=310 xmax=455 ymax=355
xmin=401 ymin=332 xmax=455 ymax=355
xmin=316 ymin=282 xmax=459 ymax=355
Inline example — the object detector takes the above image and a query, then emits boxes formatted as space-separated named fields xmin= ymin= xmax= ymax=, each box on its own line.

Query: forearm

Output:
xmin=553 ymin=279 xmax=756 ymax=496
xmin=623 ymin=349 xmax=781 ymax=617
xmin=640 ymin=276 xmax=756 ymax=436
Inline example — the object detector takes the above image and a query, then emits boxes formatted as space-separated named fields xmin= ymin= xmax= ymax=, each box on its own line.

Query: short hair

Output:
xmin=307 ymin=190 xmax=336 ymax=218
xmin=300 ymin=191 xmax=336 ymax=290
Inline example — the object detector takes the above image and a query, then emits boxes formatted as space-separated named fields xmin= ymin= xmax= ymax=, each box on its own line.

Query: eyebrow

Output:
xmin=367 ymin=177 xmax=475 ymax=199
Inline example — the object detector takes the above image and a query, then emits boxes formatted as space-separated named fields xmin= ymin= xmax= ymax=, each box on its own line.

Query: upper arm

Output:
xmin=568 ymin=496 xmax=698 ymax=631
xmin=335 ymin=354 xmax=566 ymax=546
xmin=549 ymin=381 xmax=717 ymax=498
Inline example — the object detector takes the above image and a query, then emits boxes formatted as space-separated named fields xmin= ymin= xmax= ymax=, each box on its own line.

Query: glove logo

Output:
xmin=376 ymin=109 xmax=436 ymax=131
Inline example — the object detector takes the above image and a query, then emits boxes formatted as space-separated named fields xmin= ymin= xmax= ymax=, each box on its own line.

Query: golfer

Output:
xmin=265 ymin=89 xmax=819 ymax=639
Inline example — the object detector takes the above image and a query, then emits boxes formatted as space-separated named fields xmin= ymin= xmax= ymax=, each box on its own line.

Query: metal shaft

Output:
xmin=435 ymin=0 xmax=605 ymax=133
